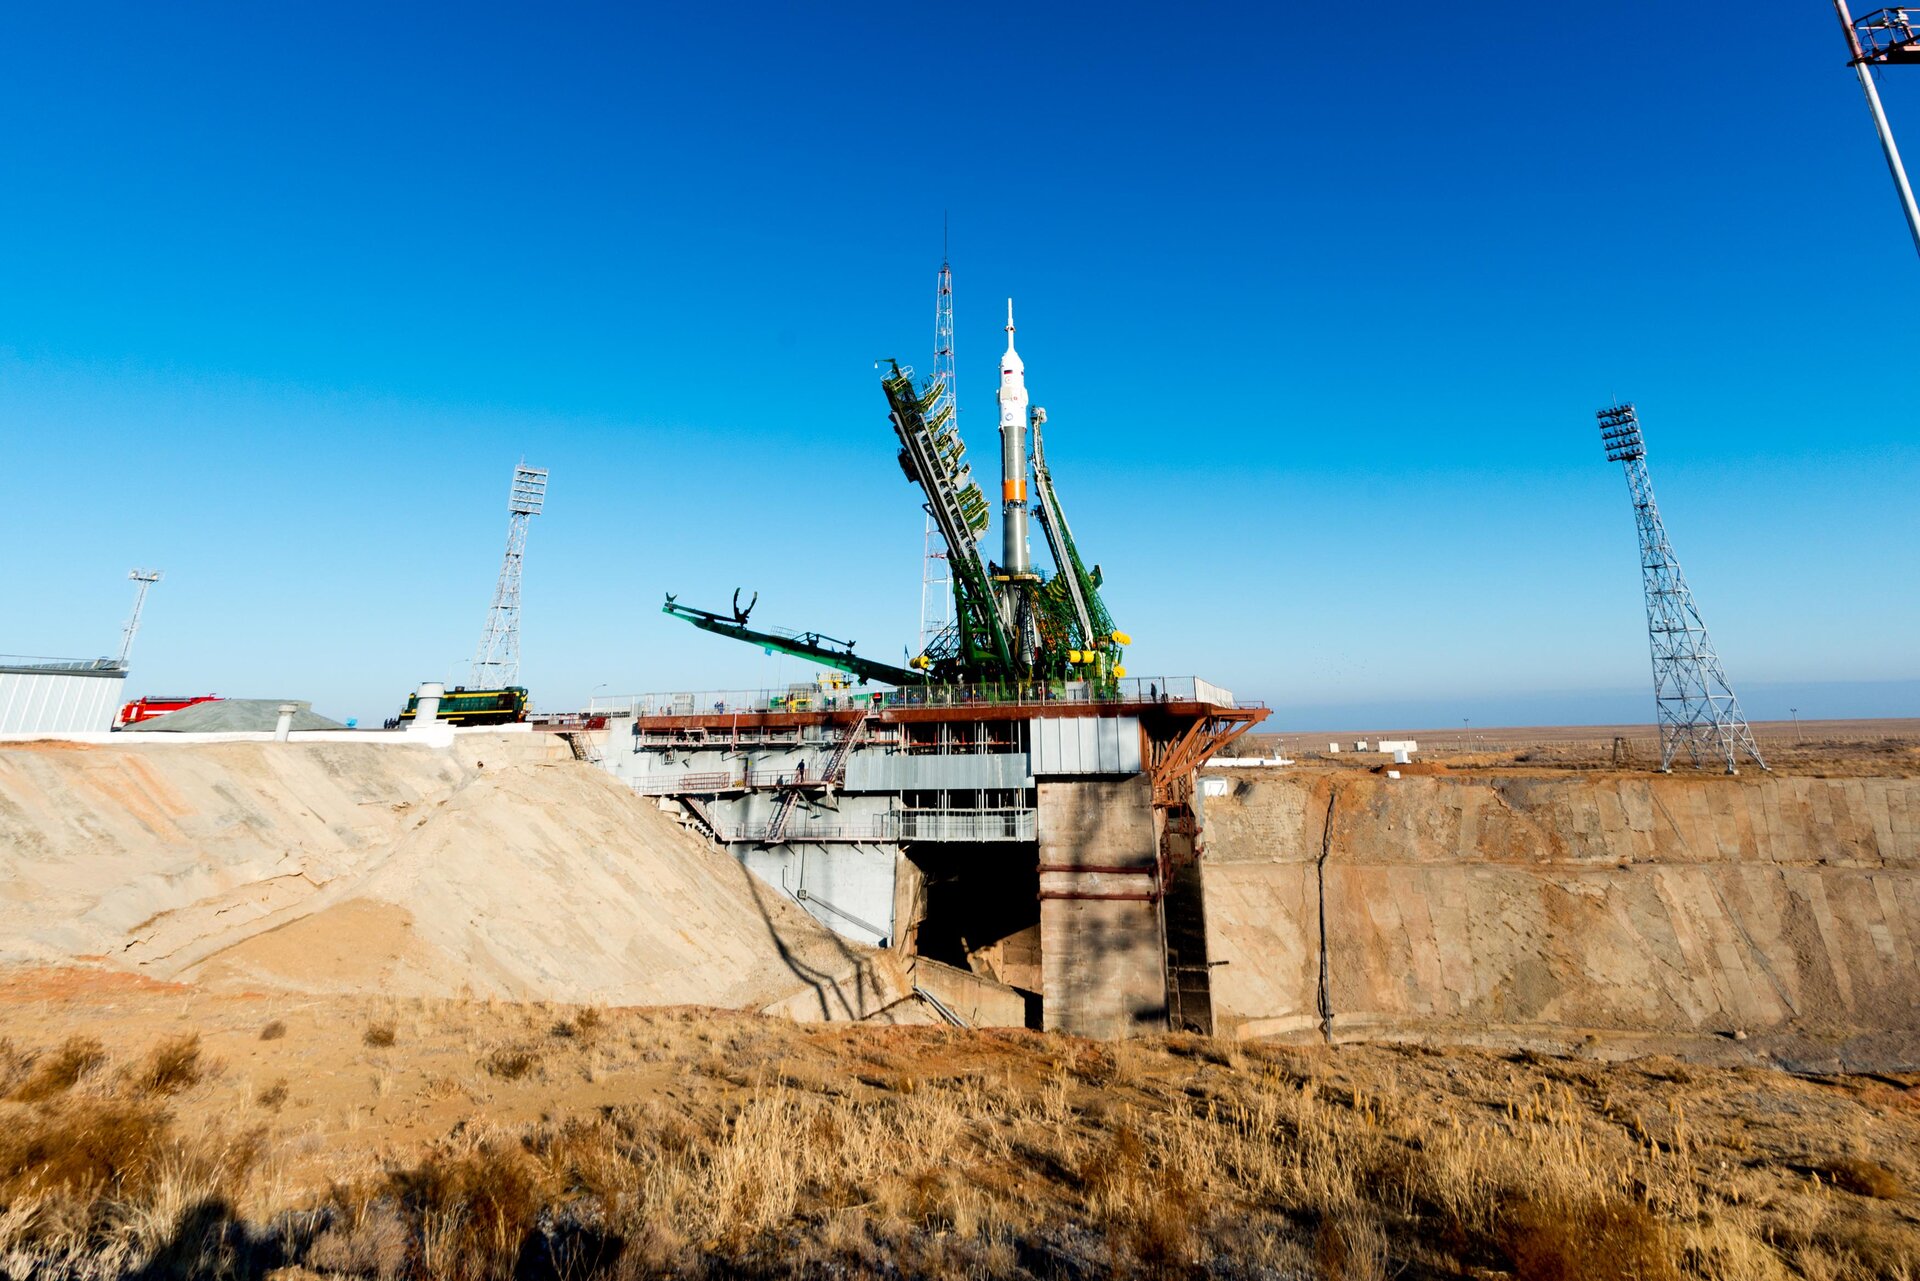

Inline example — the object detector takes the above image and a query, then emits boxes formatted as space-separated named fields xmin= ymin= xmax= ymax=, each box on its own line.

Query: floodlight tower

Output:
xmin=470 ymin=463 xmax=547 ymax=688
xmin=116 ymin=569 xmax=162 ymax=668
xmin=919 ymin=258 xmax=957 ymax=649
xmin=1597 ymin=404 xmax=1766 ymax=774
xmin=1832 ymin=4 xmax=1920 ymax=257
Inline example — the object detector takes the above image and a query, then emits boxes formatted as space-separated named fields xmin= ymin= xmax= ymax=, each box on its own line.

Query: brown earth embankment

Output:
xmin=1202 ymin=769 xmax=1920 ymax=1069
xmin=0 ymin=736 xmax=901 ymax=1017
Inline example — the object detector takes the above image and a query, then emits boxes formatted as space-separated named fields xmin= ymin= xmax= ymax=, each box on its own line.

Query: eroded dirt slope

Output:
xmin=0 ymin=737 xmax=886 ymax=1015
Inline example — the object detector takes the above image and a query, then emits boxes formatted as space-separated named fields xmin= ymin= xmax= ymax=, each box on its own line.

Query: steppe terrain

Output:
xmin=2 ymin=968 xmax=1917 ymax=1280
xmin=1247 ymin=721 xmax=1920 ymax=778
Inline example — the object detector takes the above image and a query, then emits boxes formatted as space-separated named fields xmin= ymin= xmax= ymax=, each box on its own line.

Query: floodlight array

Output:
xmin=1597 ymin=403 xmax=1644 ymax=462
xmin=509 ymin=465 xmax=549 ymax=516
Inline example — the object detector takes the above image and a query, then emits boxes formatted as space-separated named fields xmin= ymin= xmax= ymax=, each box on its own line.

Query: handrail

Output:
xmin=594 ymin=676 xmax=1259 ymax=718
xmin=692 ymin=807 xmax=1038 ymax=844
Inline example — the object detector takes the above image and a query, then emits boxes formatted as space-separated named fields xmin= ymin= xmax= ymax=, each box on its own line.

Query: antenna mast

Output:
xmin=919 ymin=255 xmax=956 ymax=648
xmin=117 ymin=569 xmax=162 ymax=668
xmin=471 ymin=463 xmax=547 ymax=688
xmin=1597 ymin=404 xmax=1766 ymax=774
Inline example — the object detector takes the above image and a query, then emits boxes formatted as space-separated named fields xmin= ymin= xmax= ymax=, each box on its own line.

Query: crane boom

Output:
xmin=661 ymin=595 xmax=922 ymax=687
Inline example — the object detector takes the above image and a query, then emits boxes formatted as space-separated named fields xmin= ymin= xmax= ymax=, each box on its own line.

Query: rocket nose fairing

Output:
xmin=997 ymin=299 xmax=1032 ymax=576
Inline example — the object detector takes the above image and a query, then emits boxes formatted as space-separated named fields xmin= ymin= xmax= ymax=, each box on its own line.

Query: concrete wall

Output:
xmin=1202 ymin=771 xmax=1920 ymax=1068
xmin=912 ymin=957 xmax=1028 ymax=1027
xmin=1038 ymin=776 xmax=1167 ymax=1038
xmin=738 ymin=842 xmax=899 ymax=947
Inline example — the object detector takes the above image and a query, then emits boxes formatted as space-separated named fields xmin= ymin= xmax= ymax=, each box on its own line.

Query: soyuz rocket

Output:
xmin=996 ymin=299 xmax=1033 ymax=582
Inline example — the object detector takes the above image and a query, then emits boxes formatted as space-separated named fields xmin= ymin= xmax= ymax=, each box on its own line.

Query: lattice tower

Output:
xmin=471 ymin=463 xmax=547 ymax=688
xmin=919 ymin=259 xmax=956 ymax=648
xmin=1598 ymin=404 xmax=1765 ymax=773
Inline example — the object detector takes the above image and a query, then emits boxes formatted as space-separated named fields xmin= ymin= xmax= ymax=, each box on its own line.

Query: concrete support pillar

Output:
xmin=1037 ymin=776 xmax=1169 ymax=1038
xmin=273 ymin=703 xmax=298 ymax=741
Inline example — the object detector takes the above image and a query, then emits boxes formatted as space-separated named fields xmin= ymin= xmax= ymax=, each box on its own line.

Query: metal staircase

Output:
xmin=820 ymin=708 xmax=870 ymax=784
xmin=763 ymin=710 xmax=870 ymax=845
xmin=677 ymin=794 xmax=723 ymax=844
xmin=559 ymin=731 xmax=601 ymax=764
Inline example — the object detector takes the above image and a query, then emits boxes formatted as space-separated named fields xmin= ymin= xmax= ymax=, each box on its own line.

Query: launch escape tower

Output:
xmin=1598 ymin=404 xmax=1766 ymax=775
xmin=471 ymin=462 xmax=548 ymax=688
xmin=1833 ymin=4 xmax=1920 ymax=257
xmin=629 ymin=281 xmax=1266 ymax=1037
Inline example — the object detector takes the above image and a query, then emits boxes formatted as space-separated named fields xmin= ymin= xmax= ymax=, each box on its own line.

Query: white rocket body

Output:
xmin=996 ymin=299 xmax=1031 ymax=576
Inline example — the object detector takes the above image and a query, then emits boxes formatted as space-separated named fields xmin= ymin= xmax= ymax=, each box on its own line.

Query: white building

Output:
xmin=0 ymin=659 xmax=127 ymax=734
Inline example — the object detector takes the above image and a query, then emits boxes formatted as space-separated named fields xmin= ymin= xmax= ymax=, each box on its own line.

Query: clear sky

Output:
xmin=2 ymin=2 xmax=1914 ymax=730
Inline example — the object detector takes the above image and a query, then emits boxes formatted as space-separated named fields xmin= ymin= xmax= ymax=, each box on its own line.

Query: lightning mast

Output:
xmin=471 ymin=463 xmax=547 ymax=688
xmin=1597 ymin=404 xmax=1765 ymax=774
xmin=116 ymin=569 xmax=162 ymax=668
xmin=919 ymin=258 xmax=956 ymax=649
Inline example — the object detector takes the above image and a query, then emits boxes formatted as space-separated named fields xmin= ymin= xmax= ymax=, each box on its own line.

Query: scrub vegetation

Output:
xmin=0 ymin=988 xmax=1916 ymax=1280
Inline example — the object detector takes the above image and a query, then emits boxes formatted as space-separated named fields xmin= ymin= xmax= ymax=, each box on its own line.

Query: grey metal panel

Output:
xmin=0 ymin=670 xmax=126 ymax=733
xmin=843 ymin=752 xmax=1031 ymax=791
xmin=1030 ymin=715 xmax=1140 ymax=775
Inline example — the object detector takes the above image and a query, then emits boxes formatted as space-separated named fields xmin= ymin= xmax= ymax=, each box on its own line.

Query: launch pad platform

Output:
xmin=589 ymin=676 xmax=1266 ymax=1037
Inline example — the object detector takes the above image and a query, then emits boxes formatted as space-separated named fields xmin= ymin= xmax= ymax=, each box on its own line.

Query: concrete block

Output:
xmin=912 ymin=957 xmax=1027 ymax=1027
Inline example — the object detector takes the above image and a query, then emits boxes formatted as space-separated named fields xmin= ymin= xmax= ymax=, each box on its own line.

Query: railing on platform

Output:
xmin=631 ymin=770 xmax=742 ymax=795
xmin=694 ymin=807 xmax=1036 ymax=844
xmin=896 ymin=808 xmax=1035 ymax=841
xmin=592 ymin=676 xmax=1262 ymax=719
xmin=629 ymin=765 xmax=859 ymax=795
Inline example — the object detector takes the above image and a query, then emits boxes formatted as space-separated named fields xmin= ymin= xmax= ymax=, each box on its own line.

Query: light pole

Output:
xmin=1833 ymin=3 xmax=1920 ymax=258
xmin=1791 ymin=707 xmax=1802 ymax=744
xmin=1462 ymin=718 xmax=1469 ymax=752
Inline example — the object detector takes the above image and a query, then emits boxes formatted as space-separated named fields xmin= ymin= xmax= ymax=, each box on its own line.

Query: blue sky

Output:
xmin=2 ymin=2 xmax=1914 ymax=729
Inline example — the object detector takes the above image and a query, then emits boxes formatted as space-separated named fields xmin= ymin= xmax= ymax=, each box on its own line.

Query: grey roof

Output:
xmin=0 ymin=657 xmax=125 ymax=679
xmin=122 ymin=699 xmax=348 ymax=733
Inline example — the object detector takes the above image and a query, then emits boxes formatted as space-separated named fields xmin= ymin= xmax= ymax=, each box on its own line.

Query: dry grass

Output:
xmin=258 ymin=1019 xmax=286 ymax=1041
xmin=0 ymin=1089 xmax=263 ymax=1277
xmin=1820 ymin=1156 xmax=1908 ymax=1199
xmin=481 ymin=1046 xmax=538 ymax=1081
xmin=8 ymin=1037 xmax=105 ymax=1103
xmin=0 ymin=1003 xmax=1915 ymax=1279
xmin=124 ymin=1033 xmax=203 ymax=1097
xmin=362 ymin=1021 xmax=396 ymax=1049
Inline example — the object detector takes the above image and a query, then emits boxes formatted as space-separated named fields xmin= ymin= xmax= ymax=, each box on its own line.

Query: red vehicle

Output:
xmin=117 ymin=694 xmax=222 ymax=727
